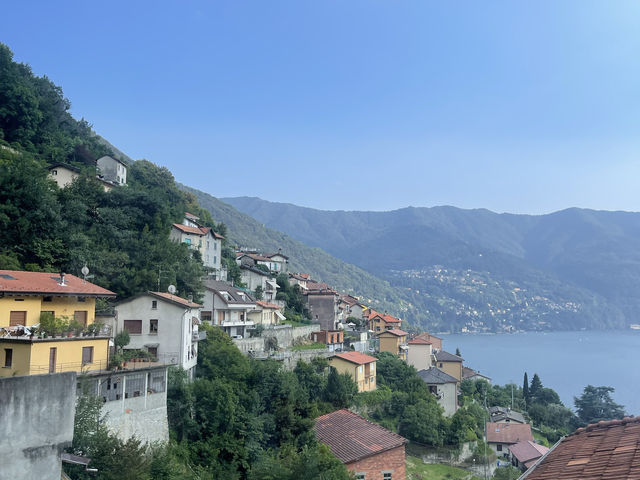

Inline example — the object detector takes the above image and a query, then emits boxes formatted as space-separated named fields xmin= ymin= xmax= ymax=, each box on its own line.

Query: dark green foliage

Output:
xmin=523 ymin=372 xmax=529 ymax=406
xmin=529 ymin=373 xmax=543 ymax=399
xmin=162 ymin=325 xmax=354 ymax=477
xmin=324 ymin=368 xmax=358 ymax=408
xmin=574 ymin=385 xmax=626 ymax=425
xmin=492 ymin=466 xmax=522 ymax=480
xmin=276 ymin=273 xmax=311 ymax=322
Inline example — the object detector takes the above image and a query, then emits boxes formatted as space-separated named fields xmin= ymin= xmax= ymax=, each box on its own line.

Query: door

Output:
xmin=49 ymin=347 xmax=57 ymax=373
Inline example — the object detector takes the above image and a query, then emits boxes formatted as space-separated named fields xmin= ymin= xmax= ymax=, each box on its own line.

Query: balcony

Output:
xmin=192 ymin=330 xmax=207 ymax=341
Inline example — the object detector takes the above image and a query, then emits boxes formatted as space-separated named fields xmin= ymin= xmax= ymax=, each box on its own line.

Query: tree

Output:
xmin=114 ymin=329 xmax=130 ymax=353
xmin=523 ymin=372 xmax=529 ymax=406
xmin=574 ymin=385 xmax=625 ymax=425
xmin=455 ymin=347 xmax=461 ymax=357
xmin=323 ymin=368 xmax=357 ymax=408
xmin=254 ymin=285 xmax=264 ymax=300
xmin=529 ymin=373 xmax=543 ymax=399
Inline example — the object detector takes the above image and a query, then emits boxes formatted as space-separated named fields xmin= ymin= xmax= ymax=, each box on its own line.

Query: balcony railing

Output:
xmin=29 ymin=352 xmax=181 ymax=375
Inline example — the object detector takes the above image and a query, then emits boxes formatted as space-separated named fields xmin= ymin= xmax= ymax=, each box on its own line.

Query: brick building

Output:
xmin=316 ymin=409 xmax=407 ymax=480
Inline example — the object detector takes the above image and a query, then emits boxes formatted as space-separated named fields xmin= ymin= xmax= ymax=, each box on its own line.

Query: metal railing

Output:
xmin=30 ymin=352 xmax=181 ymax=374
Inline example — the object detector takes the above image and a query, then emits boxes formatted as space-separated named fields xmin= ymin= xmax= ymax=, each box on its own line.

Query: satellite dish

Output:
xmin=168 ymin=285 xmax=176 ymax=294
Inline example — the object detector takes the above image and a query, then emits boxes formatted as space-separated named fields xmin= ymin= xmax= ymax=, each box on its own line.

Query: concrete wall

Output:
xmin=103 ymin=390 xmax=168 ymax=444
xmin=0 ymin=373 xmax=76 ymax=480
xmin=233 ymin=325 xmax=320 ymax=353
xmin=306 ymin=295 xmax=337 ymax=330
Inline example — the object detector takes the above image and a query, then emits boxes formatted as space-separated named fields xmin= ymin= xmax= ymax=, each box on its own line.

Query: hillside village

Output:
xmin=1 ymin=42 xmax=638 ymax=480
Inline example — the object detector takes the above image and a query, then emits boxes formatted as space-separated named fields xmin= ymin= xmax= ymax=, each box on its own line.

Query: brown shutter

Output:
xmin=74 ymin=310 xmax=88 ymax=327
xmin=123 ymin=320 xmax=142 ymax=334
xmin=10 ymin=311 xmax=26 ymax=326
xmin=82 ymin=346 xmax=93 ymax=364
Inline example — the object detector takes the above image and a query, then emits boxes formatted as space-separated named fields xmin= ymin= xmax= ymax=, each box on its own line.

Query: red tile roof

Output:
xmin=486 ymin=422 xmax=534 ymax=445
xmin=0 ymin=270 xmax=115 ymax=297
xmin=408 ymin=338 xmax=432 ymax=345
xmin=256 ymin=300 xmax=281 ymax=309
xmin=509 ymin=440 xmax=549 ymax=465
xmin=173 ymin=223 xmax=224 ymax=239
xmin=316 ymin=409 xmax=407 ymax=464
xmin=522 ymin=417 xmax=640 ymax=480
xmin=150 ymin=292 xmax=202 ymax=308
xmin=333 ymin=351 xmax=377 ymax=365
xmin=378 ymin=328 xmax=408 ymax=337
xmin=368 ymin=310 xmax=401 ymax=324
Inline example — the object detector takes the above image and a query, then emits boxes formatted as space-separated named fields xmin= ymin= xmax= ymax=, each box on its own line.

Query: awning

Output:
xmin=275 ymin=311 xmax=286 ymax=321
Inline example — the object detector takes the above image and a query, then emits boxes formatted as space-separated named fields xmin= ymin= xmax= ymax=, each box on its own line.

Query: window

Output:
xmin=383 ymin=472 xmax=393 ymax=480
xmin=355 ymin=474 xmax=366 ymax=480
xmin=82 ymin=346 xmax=94 ymax=365
xmin=151 ymin=300 xmax=157 ymax=309
xmin=74 ymin=310 xmax=88 ymax=327
xmin=43 ymin=296 xmax=53 ymax=302
xmin=9 ymin=311 xmax=26 ymax=326
xmin=201 ymin=311 xmax=212 ymax=322
xmin=214 ymin=256 xmax=217 ymax=263
xmin=52 ymin=169 xmax=58 ymax=175
xmin=439 ymin=363 xmax=443 ymax=368
xmin=184 ymin=238 xmax=191 ymax=246
xmin=123 ymin=320 xmax=142 ymax=334
xmin=4 ymin=349 xmax=12 ymax=367
xmin=497 ymin=444 xmax=503 ymax=452
xmin=77 ymin=296 xmax=86 ymax=302
xmin=150 ymin=319 xmax=158 ymax=334
xmin=41 ymin=311 xmax=54 ymax=318
xmin=147 ymin=346 xmax=158 ymax=357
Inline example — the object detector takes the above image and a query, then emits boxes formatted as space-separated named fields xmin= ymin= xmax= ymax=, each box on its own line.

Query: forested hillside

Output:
xmin=223 ymin=197 xmax=633 ymax=331
xmin=0 ymin=43 xmax=218 ymax=301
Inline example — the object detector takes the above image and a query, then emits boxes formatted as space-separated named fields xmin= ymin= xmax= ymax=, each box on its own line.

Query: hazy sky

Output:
xmin=4 ymin=1 xmax=640 ymax=213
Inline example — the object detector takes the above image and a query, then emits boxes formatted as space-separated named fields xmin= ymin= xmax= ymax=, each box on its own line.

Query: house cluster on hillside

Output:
xmin=48 ymin=154 xmax=128 ymax=192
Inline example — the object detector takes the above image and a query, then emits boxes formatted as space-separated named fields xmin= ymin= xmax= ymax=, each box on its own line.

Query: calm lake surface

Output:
xmin=439 ymin=330 xmax=640 ymax=416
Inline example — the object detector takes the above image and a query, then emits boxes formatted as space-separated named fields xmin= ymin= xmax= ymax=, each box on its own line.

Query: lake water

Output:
xmin=439 ymin=330 xmax=640 ymax=416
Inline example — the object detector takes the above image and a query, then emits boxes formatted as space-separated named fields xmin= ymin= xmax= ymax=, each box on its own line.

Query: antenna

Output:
xmin=168 ymin=284 xmax=176 ymax=295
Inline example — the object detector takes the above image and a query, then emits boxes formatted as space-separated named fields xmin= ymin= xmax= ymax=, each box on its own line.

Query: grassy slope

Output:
xmin=406 ymin=456 xmax=482 ymax=480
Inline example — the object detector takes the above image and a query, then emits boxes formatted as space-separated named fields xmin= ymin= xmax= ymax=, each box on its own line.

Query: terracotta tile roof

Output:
xmin=486 ymin=422 xmax=534 ymax=445
xmin=172 ymin=223 xmax=205 ymax=235
xmin=0 ymin=270 xmax=116 ymax=297
xmin=256 ymin=300 xmax=280 ymax=309
xmin=509 ymin=440 xmax=549 ymax=465
xmin=368 ymin=310 xmax=401 ymax=324
xmin=150 ymin=292 xmax=202 ymax=308
xmin=333 ymin=351 xmax=377 ymax=365
xmin=378 ymin=328 xmax=408 ymax=337
xmin=522 ymin=416 xmax=640 ymax=480
xmin=264 ymin=252 xmax=289 ymax=260
xmin=436 ymin=350 xmax=464 ymax=362
xmin=315 ymin=409 xmax=407 ymax=464
xmin=409 ymin=338 xmax=432 ymax=345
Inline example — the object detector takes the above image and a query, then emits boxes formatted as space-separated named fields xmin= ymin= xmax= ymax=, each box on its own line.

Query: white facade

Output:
xmin=114 ymin=293 xmax=202 ymax=379
xmin=48 ymin=165 xmax=79 ymax=188
xmin=202 ymin=281 xmax=256 ymax=338
xmin=170 ymin=220 xmax=222 ymax=273
xmin=97 ymin=155 xmax=127 ymax=185
xmin=432 ymin=381 xmax=458 ymax=417
xmin=407 ymin=342 xmax=434 ymax=371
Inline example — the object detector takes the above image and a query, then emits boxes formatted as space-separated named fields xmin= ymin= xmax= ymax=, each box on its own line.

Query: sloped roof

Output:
xmin=378 ymin=328 xmax=408 ymax=337
xmin=509 ymin=440 xmax=549 ymax=465
xmin=409 ymin=338 xmax=432 ymax=345
xmin=0 ymin=270 xmax=116 ymax=297
xmin=172 ymin=223 xmax=224 ymax=239
xmin=149 ymin=292 xmax=202 ymax=308
xmin=264 ymin=252 xmax=289 ymax=260
xmin=486 ymin=422 xmax=533 ymax=445
xmin=368 ymin=309 xmax=401 ymax=324
xmin=316 ymin=409 xmax=407 ymax=464
xmin=256 ymin=300 xmax=281 ymax=309
xmin=332 ymin=351 xmax=377 ymax=365
xmin=205 ymin=280 xmax=256 ymax=305
xmin=417 ymin=367 xmax=458 ymax=385
xmin=521 ymin=417 xmax=640 ymax=480
xmin=462 ymin=366 xmax=491 ymax=381
xmin=435 ymin=350 xmax=464 ymax=362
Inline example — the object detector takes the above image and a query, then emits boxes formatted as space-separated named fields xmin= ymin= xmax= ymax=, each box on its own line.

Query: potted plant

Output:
xmin=39 ymin=312 xmax=56 ymax=338
xmin=68 ymin=319 xmax=84 ymax=337
xmin=91 ymin=320 xmax=105 ymax=336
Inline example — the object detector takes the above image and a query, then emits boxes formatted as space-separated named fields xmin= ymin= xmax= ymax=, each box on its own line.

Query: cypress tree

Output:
xmin=523 ymin=372 xmax=530 ymax=406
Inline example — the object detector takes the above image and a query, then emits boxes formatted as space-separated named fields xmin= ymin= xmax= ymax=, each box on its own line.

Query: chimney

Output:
xmin=188 ymin=294 xmax=193 ymax=303
xmin=59 ymin=272 xmax=66 ymax=286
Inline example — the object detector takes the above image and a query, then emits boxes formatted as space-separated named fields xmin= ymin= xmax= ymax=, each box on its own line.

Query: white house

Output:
xmin=170 ymin=213 xmax=224 ymax=274
xmin=417 ymin=367 xmax=459 ymax=416
xmin=202 ymin=280 xmax=256 ymax=338
xmin=248 ymin=300 xmax=285 ymax=327
xmin=239 ymin=264 xmax=280 ymax=303
xmin=114 ymin=292 xmax=203 ymax=379
xmin=236 ymin=251 xmax=288 ymax=275
xmin=407 ymin=337 xmax=435 ymax=371
xmin=97 ymin=155 xmax=127 ymax=185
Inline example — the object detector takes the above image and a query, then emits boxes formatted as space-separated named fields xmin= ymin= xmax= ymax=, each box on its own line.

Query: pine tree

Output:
xmin=529 ymin=373 xmax=543 ymax=400
xmin=523 ymin=372 xmax=530 ymax=407
xmin=455 ymin=347 xmax=461 ymax=357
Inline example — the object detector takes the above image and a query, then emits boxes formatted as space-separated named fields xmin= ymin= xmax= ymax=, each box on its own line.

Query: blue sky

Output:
xmin=4 ymin=1 xmax=640 ymax=213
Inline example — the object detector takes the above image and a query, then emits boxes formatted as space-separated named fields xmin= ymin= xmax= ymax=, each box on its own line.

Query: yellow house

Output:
xmin=368 ymin=310 xmax=402 ymax=333
xmin=0 ymin=270 xmax=116 ymax=377
xmin=328 ymin=351 xmax=377 ymax=392
xmin=434 ymin=350 xmax=464 ymax=383
xmin=377 ymin=328 xmax=408 ymax=361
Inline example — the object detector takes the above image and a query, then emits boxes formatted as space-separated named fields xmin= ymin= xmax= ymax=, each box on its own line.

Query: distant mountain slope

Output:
xmin=179 ymin=185 xmax=415 ymax=318
xmin=222 ymin=197 xmax=636 ymax=331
